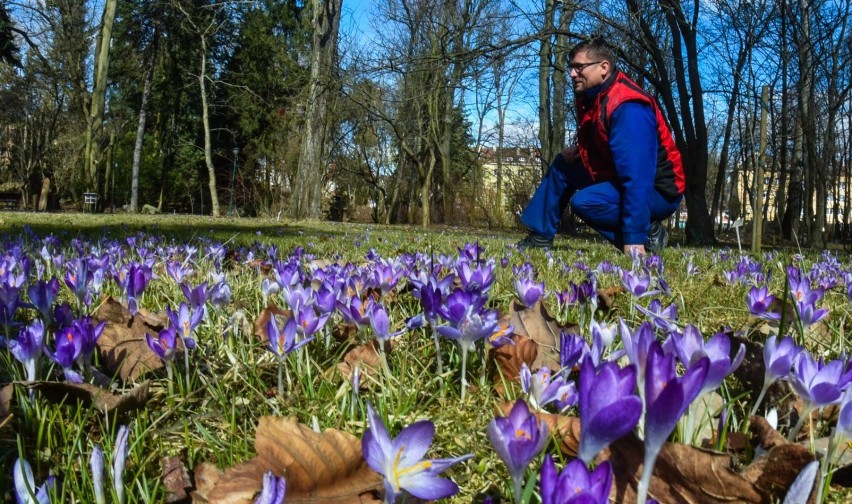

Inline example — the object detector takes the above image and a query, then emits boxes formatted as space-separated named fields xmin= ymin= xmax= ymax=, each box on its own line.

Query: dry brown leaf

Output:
xmin=95 ymin=297 xmax=170 ymax=381
xmin=503 ymin=300 xmax=577 ymax=371
xmin=162 ymin=456 xmax=193 ymax=503
xmin=253 ymin=304 xmax=290 ymax=342
xmin=0 ymin=383 xmax=12 ymax=415
xmin=490 ymin=335 xmax=538 ymax=385
xmin=337 ymin=340 xmax=382 ymax=389
xmin=596 ymin=285 xmax=622 ymax=312
xmin=613 ymin=436 xmax=771 ymax=503
xmin=191 ymin=462 xmax=223 ymax=502
xmin=23 ymin=380 xmax=150 ymax=417
xmin=332 ymin=322 xmax=359 ymax=344
xmin=0 ymin=383 xmax=13 ymax=424
xmin=201 ymin=416 xmax=382 ymax=503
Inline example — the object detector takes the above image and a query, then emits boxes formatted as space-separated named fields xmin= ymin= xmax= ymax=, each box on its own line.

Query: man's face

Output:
xmin=570 ymin=51 xmax=609 ymax=93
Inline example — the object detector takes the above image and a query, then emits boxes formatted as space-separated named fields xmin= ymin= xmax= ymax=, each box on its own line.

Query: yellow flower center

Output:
xmin=391 ymin=446 xmax=432 ymax=491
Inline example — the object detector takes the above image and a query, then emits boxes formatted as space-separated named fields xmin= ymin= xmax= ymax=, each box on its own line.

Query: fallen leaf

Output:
xmin=332 ymin=322 xmax=359 ymax=344
xmin=596 ymin=286 xmax=622 ymax=312
xmin=23 ymin=380 xmax=150 ymax=418
xmin=162 ymin=456 xmax=192 ymax=503
xmin=0 ymin=383 xmax=13 ymax=422
xmin=201 ymin=416 xmax=382 ymax=503
xmin=742 ymin=417 xmax=817 ymax=500
xmin=489 ymin=335 xmax=538 ymax=385
xmin=253 ymin=304 xmax=290 ymax=342
xmin=501 ymin=300 xmax=577 ymax=371
xmin=337 ymin=340 xmax=382 ymax=389
xmin=190 ymin=462 xmax=223 ymax=502
xmin=95 ymin=297 xmax=171 ymax=381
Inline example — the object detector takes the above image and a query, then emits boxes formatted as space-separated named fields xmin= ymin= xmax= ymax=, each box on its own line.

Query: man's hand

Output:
xmin=561 ymin=145 xmax=580 ymax=164
xmin=623 ymin=244 xmax=646 ymax=256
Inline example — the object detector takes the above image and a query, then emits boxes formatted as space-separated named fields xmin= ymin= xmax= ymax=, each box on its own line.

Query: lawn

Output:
xmin=0 ymin=211 xmax=850 ymax=503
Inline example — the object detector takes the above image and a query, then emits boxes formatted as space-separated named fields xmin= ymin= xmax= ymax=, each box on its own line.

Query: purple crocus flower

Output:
xmin=750 ymin=335 xmax=802 ymax=416
xmin=634 ymin=299 xmax=679 ymax=334
xmin=589 ymin=319 xmax=616 ymax=348
xmin=0 ymin=283 xmax=24 ymax=335
xmin=209 ymin=279 xmax=232 ymax=310
xmin=577 ymin=358 xmax=642 ymax=464
xmin=368 ymin=303 xmax=400 ymax=342
xmin=619 ymin=321 xmax=656 ymax=390
xmin=514 ymin=276 xmax=545 ymax=308
xmin=266 ymin=315 xmax=313 ymax=358
xmin=487 ymin=399 xmax=548 ymax=504
xmin=167 ymin=302 xmax=203 ymax=345
xmin=664 ymin=325 xmax=745 ymax=397
xmin=91 ymin=445 xmax=106 ymax=504
xmin=14 ymin=457 xmax=54 ymax=504
xmin=788 ymin=271 xmax=829 ymax=328
xmin=540 ymin=455 xmax=612 ymax=504
xmin=371 ymin=259 xmax=403 ymax=297
xmin=456 ymin=258 xmax=496 ymax=294
xmin=10 ymin=320 xmax=45 ymax=382
xmin=362 ymin=402 xmax=472 ymax=504
xmin=27 ymin=278 xmax=60 ymax=325
xmin=166 ymin=260 xmax=193 ymax=284
xmin=181 ymin=282 xmax=209 ymax=317
xmin=50 ymin=325 xmax=84 ymax=382
xmin=520 ymin=364 xmax=577 ymax=411
xmin=620 ymin=270 xmax=658 ymax=298
xmin=746 ymin=286 xmax=780 ymax=320
xmin=64 ymin=257 xmax=94 ymax=309
xmin=559 ymin=331 xmax=586 ymax=376
xmin=637 ymin=342 xmax=709 ymax=504
xmin=146 ymin=326 xmax=179 ymax=362
xmin=118 ymin=263 xmax=152 ymax=315
xmin=113 ymin=425 xmax=130 ymax=504
xmin=787 ymin=351 xmax=852 ymax=439
xmin=336 ymin=296 xmax=374 ymax=329
xmin=254 ymin=471 xmax=286 ymax=504
xmin=72 ymin=316 xmax=106 ymax=368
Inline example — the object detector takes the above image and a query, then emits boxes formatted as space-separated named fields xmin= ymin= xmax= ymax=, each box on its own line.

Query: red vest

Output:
xmin=576 ymin=71 xmax=685 ymax=198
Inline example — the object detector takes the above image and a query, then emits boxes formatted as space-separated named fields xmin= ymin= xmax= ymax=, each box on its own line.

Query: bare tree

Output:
xmin=290 ymin=0 xmax=342 ymax=219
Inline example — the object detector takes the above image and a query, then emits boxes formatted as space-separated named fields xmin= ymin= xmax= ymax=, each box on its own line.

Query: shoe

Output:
xmin=646 ymin=221 xmax=669 ymax=253
xmin=517 ymin=232 xmax=553 ymax=250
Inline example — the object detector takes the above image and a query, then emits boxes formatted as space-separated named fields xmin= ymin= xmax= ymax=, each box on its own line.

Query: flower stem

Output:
xmin=182 ymin=338 xmax=191 ymax=394
xmin=511 ymin=472 xmax=523 ymax=504
xmin=749 ymin=381 xmax=770 ymax=418
xmin=431 ymin=329 xmax=443 ymax=377
xmin=277 ymin=358 xmax=284 ymax=397
xmin=460 ymin=345 xmax=469 ymax=401
xmin=788 ymin=406 xmax=811 ymax=441
xmin=636 ymin=444 xmax=661 ymax=504
xmin=165 ymin=363 xmax=175 ymax=407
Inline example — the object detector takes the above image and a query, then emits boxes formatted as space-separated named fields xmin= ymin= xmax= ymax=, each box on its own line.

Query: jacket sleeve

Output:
xmin=608 ymin=102 xmax=658 ymax=245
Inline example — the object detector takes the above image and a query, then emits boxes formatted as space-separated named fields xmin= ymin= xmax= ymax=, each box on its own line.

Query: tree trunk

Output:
xmin=130 ymin=34 xmax=158 ymax=214
xmin=538 ymin=0 xmax=555 ymax=172
xmin=83 ymin=0 xmax=118 ymax=194
xmin=199 ymin=36 xmax=220 ymax=217
xmin=290 ymin=0 xmax=342 ymax=219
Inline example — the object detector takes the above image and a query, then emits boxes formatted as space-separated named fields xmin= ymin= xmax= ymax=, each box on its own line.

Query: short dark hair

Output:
xmin=569 ymin=37 xmax=617 ymax=67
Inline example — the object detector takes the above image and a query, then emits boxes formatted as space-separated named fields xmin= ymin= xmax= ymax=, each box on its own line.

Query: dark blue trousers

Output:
xmin=520 ymin=153 xmax=682 ymax=247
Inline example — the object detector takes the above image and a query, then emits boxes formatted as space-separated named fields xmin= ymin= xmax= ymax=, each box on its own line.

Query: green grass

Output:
xmin=0 ymin=211 xmax=850 ymax=503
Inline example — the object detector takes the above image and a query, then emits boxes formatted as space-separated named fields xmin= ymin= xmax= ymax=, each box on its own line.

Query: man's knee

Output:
xmin=570 ymin=191 xmax=602 ymax=219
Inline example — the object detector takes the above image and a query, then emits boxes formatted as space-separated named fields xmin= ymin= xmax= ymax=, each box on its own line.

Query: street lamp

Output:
xmin=229 ymin=147 xmax=239 ymax=216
